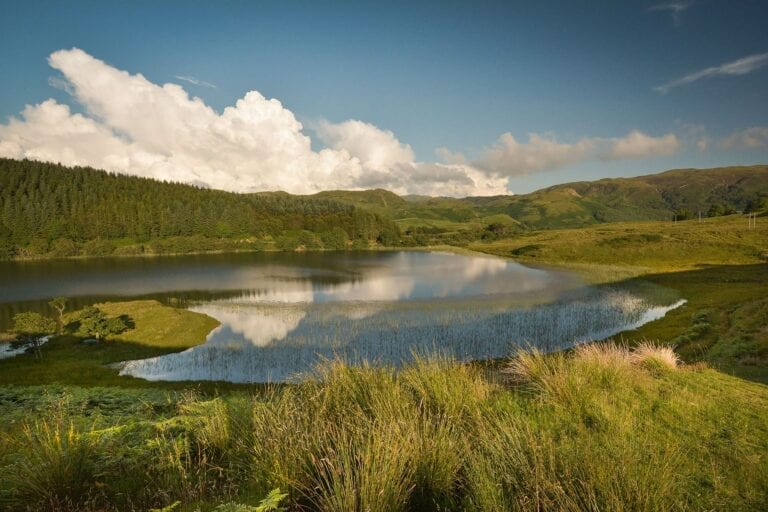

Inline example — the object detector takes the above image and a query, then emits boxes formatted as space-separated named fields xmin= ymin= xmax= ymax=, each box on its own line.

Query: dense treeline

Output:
xmin=0 ymin=158 xmax=400 ymax=259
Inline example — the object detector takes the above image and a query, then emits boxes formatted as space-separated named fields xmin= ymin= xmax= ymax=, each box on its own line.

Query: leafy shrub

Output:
xmin=49 ymin=238 xmax=79 ymax=258
xmin=82 ymin=239 xmax=116 ymax=257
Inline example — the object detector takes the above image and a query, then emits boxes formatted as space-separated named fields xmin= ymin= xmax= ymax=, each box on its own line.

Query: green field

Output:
xmin=469 ymin=214 xmax=767 ymax=275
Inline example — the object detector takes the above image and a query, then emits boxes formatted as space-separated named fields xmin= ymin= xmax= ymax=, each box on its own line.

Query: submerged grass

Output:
xmin=0 ymin=351 xmax=766 ymax=511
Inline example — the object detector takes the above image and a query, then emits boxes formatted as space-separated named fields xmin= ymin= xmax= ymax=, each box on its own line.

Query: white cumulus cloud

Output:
xmin=608 ymin=130 xmax=679 ymax=159
xmin=0 ymin=48 xmax=510 ymax=197
xmin=315 ymin=119 xmax=415 ymax=172
xmin=0 ymin=48 xmax=690 ymax=197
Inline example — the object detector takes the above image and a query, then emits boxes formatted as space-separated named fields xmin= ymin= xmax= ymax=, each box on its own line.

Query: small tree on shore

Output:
xmin=48 ymin=296 xmax=68 ymax=333
xmin=78 ymin=306 xmax=128 ymax=341
xmin=12 ymin=312 xmax=56 ymax=359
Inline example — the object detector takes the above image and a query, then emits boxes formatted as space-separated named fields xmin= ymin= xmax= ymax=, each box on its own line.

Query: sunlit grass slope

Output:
xmin=310 ymin=165 xmax=768 ymax=233
xmin=0 ymin=351 xmax=766 ymax=511
xmin=469 ymin=214 xmax=767 ymax=276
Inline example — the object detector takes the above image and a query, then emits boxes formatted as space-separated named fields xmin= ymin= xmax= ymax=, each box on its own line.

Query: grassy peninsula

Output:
xmin=0 ymin=301 xmax=221 ymax=390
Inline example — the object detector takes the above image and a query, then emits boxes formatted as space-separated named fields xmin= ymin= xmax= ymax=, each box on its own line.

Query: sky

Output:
xmin=1 ymin=0 xmax=767 ymax=196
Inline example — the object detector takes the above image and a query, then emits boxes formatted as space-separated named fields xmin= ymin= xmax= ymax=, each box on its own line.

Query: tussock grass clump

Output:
xmin=296 ymin=420 xmax=417 ymax=512
xmin=503 ymin=347 xmax=566 ymax=387
xmin=400 ymin=354 xmax=492 ymax=420
xmin=505 ymin=341 xmax=680 ymax=394
xmin=249 ymin=359 xmax=476 ymax=511
xmin=574 ymin=341 xmax=631 ymax=368
xmin=1 ymin=413 xmax=104 ymax=511
xmin=631 ymin=341 xmax=680 ymax=372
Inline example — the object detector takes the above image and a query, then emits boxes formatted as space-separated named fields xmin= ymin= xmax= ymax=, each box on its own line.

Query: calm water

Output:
xmin=0 ymin=251 xmax=683 ymax=382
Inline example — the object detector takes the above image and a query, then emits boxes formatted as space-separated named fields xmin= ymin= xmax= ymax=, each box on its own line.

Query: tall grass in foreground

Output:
xmin=1 ymin=345 xmax=767 ymax=511
xmin=1 ymin=413 xmax=103 ymax=510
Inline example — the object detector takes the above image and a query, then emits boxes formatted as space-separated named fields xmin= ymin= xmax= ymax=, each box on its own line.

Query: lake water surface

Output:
xmin=0 ymin=251 xmax=683 ymax=382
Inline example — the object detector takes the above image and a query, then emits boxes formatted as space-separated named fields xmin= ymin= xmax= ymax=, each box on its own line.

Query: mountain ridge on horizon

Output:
xmin=3 ymin=156 xmax=767 ymax=201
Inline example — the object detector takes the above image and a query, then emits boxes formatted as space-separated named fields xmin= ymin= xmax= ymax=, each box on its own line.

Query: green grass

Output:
xmin=0 ymin=300 xmax=237 ymax=390
xmin=0 ymin=353 xmax=766 ymax=511
xmin=95 ymin=300 xmax=219 ymax=350
xmin=470 ymin=215 xmax=767 ymax=276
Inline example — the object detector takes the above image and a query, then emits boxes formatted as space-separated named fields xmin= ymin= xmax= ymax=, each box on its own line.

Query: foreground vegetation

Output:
xmin=0 ymin=348 xmax=766 ymax=511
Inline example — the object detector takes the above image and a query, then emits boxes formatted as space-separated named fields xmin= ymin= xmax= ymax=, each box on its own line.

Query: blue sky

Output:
xmin=1 ymin=0 xmax=767 ymax=195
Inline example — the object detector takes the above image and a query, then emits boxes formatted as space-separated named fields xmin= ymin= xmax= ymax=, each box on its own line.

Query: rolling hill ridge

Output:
xmin=1 ymin=158 xmax=766 ymax=258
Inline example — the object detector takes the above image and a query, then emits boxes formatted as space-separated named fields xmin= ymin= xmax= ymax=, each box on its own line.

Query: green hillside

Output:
xmin=483 ymin=165 xmax=768 ymax=229
xmin=301 ymin=165 xmax=768 ymax=239
xmin=309 ymin=188 xmax=407 ymax=215
xmin=0 ymin=158 xmax=400 ymax=259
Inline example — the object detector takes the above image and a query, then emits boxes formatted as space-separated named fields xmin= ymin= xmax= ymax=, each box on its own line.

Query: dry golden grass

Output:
xmin=505 ymin=341 xmax=680 ymax=390
xmin=573 ymin=341 xmax=631 ymax=367
xmin=502 ymin=348 xmax=556 ymax=385
xmin=630 ymin=341 xmax=680 ymax=370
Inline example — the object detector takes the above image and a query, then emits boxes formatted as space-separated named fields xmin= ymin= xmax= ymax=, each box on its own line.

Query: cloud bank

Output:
xmin=655 ymin=52 xmax=768 ymax=93
xmin=0 ymin=48 xmax=682 ymax=197
xmin=441 ymin=130 xmax=679 ymax=177
xmin=722 ymin=126 xmax=768 ymax=149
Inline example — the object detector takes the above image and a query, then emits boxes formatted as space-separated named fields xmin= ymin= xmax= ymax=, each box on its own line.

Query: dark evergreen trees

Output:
xmin=0 ymin=158 xmax=400 ymax=258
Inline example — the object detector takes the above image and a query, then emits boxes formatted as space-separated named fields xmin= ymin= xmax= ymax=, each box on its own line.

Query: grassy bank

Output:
xmin=470 ymin=215 xmax=768 ymax=382
xmin=0 ymin=350 xmax=766 ymax=511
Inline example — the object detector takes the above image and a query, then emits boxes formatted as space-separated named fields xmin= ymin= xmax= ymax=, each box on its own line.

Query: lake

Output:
xmin=0 ymin=251 xmax=684 ymax=382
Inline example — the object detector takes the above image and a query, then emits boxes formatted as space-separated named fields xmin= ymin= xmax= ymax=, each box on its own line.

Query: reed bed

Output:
xmin=121 ymin=289 xmax=684 ymax=383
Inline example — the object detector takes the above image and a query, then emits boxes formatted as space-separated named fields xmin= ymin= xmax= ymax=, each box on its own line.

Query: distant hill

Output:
xmin=472 ymin=166 xmax=768 ymax=229
xmin=301 ymin=165 xmax=768 ymax=234
xmin=308 ymin=189 xmax=407 ymax=216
